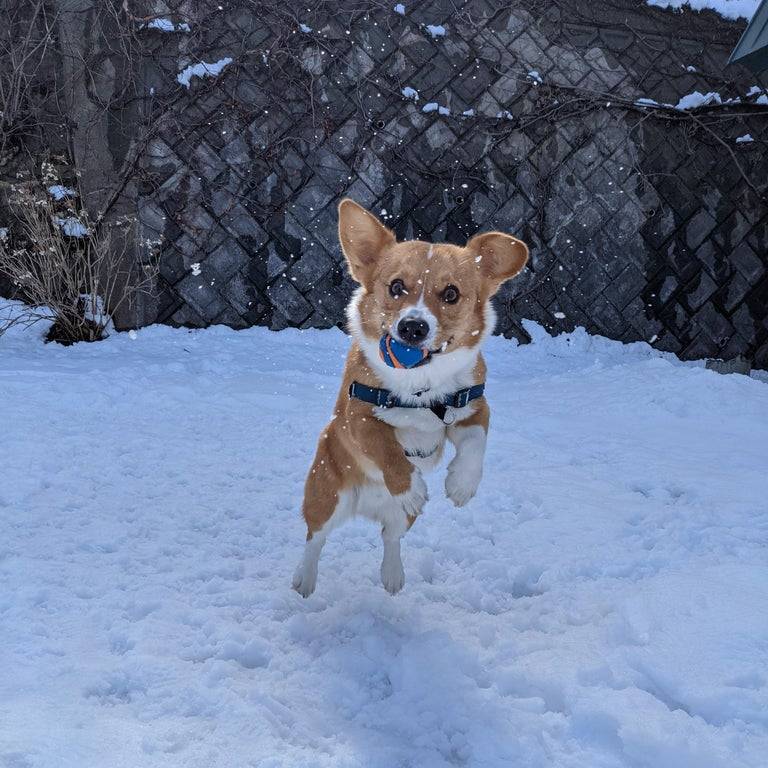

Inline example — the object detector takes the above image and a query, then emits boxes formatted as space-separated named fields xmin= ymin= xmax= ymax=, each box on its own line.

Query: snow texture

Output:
xmin=53 ymin=216 xmax=89 ymax=237
xmin=401 ymin=86 xmax=419 ymax=100
xmin=0 ymin=227 xmax=8 ymax=242
xmin=299 ymin=23 xmax=312 ymax=33
xmin=394 ymin=3 xmax=406 ymax=14
xmin=47 ymin=185 xmax=77 ymax=200
xmin=1 ymin=304 xmax=767 ymax=768
xmin=647 ymin=0 xmax=759 ymax=20
xmin=635 ymin=91 xmax=729 ymax=111
xmin=143 ymin=18 xmax=191 ymax=32
xmin=425 ymin=24 xmax=446 ymax=37
xmin=736 ymin=133 xmax=754 ymax=143
xmin=422 ymin=102 xmax=450 ymax=115
xmin=177 ymin=58 xmax=233 ymax=88
xmin=675 ymin=90 xmax=722 ymax=109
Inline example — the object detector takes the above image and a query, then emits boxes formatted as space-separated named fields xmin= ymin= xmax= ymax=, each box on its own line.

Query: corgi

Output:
xmin=292 ymin=199 xmax=529 ymax=596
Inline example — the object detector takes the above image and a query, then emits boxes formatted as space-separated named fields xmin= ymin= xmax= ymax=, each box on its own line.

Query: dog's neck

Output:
xmin=346 ymin=289 xmax=495 ymax=401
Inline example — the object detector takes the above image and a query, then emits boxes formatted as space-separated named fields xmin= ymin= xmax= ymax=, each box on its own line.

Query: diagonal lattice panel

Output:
xmin=131 ymin=0 xmax=768 ymax=366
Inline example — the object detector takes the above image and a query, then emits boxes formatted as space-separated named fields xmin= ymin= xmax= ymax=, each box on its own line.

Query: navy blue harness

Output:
xmin=348 ymin=381 xmax=485 ymax=424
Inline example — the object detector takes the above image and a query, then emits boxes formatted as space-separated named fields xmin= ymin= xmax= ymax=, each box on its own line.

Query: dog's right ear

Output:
xmin=338 ymin=198 xmax=395 ymax=288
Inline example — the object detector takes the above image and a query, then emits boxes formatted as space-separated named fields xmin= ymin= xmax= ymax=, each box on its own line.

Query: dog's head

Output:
xmin=339 ymin=198 xmax=529 ymax=358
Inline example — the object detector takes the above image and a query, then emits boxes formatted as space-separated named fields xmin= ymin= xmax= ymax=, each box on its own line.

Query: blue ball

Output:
xmin=379 ymin=334 xmax=429 ymax=369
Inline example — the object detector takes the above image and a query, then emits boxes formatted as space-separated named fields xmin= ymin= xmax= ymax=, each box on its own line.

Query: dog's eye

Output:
xmin=442 ymin=285 xmax=460 ymax=304
xmin=389 ymin=279 xmax=406 ymax=298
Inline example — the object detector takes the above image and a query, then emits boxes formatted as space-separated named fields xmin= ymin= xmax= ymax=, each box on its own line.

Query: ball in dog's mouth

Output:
xmin=378 ymin=334 xmax=453 ymax=369
xmin=379 ymin=334 xmax=431 ymax=369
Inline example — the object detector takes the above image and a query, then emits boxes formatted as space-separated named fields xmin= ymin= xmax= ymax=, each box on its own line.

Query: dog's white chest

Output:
xmin=375 ymin=407 xmax=446 ymax=471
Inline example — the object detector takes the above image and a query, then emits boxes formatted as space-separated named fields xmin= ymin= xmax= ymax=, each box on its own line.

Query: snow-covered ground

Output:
xmin=1 ymin=302 xmax=767 ymax=768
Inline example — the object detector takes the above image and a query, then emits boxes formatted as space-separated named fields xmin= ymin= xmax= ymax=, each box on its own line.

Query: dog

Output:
xmin=292 ymin=198 xmax=529 ymax=596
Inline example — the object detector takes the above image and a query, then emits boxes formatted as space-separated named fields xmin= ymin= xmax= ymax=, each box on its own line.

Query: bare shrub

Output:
xmin=0 ymin=162 xmax=159 ymax=344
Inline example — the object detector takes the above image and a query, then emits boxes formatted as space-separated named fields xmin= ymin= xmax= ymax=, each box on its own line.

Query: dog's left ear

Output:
xmin=467 ymin=231 xmax=529 ymax=295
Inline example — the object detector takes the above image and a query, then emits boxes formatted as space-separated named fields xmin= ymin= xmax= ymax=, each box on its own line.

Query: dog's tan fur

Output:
xmin=293 ymin=199 xmax=528 ymax=596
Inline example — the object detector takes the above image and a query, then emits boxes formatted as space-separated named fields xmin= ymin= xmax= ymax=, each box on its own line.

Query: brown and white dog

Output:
xmin=292 ymin=199 xmax=529 ymax=596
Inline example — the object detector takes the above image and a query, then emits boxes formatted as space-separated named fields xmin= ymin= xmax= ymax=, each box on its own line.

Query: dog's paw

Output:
xmin=381 ymin=553 xmax=405 ymax=595
xmin=291 ymin=563 xmax=317 ymax=598
xmin=396 ymin=472 xmax=428 ymax=518
xmin=445 ymin=457 xmax=483 ymax=507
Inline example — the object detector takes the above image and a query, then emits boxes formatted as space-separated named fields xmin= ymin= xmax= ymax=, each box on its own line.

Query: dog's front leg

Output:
xmin=445 ymin=401 xmax=489 ymax=507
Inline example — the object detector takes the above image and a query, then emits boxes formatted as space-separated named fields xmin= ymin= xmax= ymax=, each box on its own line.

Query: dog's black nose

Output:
xmin=397 ymin=318 xmax=430 ymax=346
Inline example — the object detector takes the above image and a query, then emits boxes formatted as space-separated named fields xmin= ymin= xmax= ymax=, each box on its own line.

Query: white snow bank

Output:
xmin=401 ymin=86 xmax=419 ymax=100
xmin=1 ymin=302 xmax=767 ymax=767
xmin=647 ymin=0 xmax=759 ymax=20
xmin=177 ymin=57 xmax=233 ymax=88
xmin=736 ymin=133 xmax=754 ymax=143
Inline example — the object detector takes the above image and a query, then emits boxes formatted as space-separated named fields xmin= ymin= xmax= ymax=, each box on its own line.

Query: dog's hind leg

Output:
xmin=380 ymin=516 xmax=408 ymax=595
xmin=292 ymin=444 xmax=344 ymax=598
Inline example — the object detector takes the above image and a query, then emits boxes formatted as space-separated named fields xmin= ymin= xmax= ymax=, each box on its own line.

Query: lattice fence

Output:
xmin=131 ymin=0 xmax=768 ymax=365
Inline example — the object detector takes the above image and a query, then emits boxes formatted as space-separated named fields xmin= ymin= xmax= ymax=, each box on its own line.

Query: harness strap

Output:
xmin=348 ymin=381 xmax=485 ymax=423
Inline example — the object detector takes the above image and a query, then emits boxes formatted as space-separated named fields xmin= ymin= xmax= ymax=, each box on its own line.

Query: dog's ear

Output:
xmin=467 ymin=231 xmax=529 ymax=295
xmin=338 ymin=198 xmax=396 ymax=287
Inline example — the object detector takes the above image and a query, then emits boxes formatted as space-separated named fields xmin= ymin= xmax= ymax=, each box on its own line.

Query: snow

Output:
xmin=53 ymin=215 xmax=89 ymax=237
xmin=299 ymin=23 xmax=312 ymax=33
xmin=646 ymin=0 xmax=759 ymax=20
xmin=746 ymin=85 xmax=763 ymax=97
xmin=635 ymin=97 xmax=665 ymax=108
xmin=394 ymin=3 xmax=406 ymax=14
xmin=675 ymin=90 xmax=722 ymax=109
xmin=401 ymin=86 xmax=419 ymax=100
xmin=176 ymin=57 xmax=233 ymax=88
xmin=636 ymin=92 xmax=727 ymax=111
xmin=2 ymin=304 xmax=768 ymax=766
xmin=47 ymin=185 xmax=77 ymax=200
xmin=0 ymin=227 xmax=8 ymax=242
xmin=143 ymin=18 xmax=191 ymax=32
xmin=425 ymin=24 xmax=446 ymax=37
xmin=528 ymin=70 xmax=542 ymax=83
xmin=757 ymin=94 xmax=768 ymax=105
xmin=736 ymin=133 xmax=754 ymax=143
xmin=422 ymin=102 xmax=450 ymax=115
